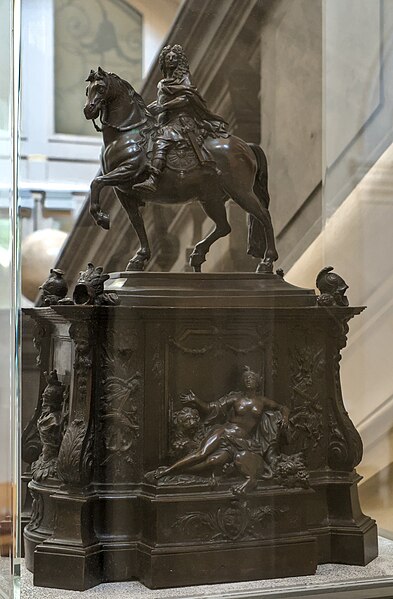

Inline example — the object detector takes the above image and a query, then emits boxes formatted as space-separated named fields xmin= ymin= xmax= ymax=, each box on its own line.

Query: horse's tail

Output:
xmin=247 ymin=143 xmax=271 ymax=258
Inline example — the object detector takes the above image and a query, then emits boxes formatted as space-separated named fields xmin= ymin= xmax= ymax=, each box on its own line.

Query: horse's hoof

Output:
xmin=96 ymin=212 xmax=110 ymax=230
xmin=189 ymin=252 xmax=205 ymax=271
xmin=256 ymin=260 xmax=273 ymax=274
xmin=125 ymin=259 xmax=145 ymax=272
xmin=99 ymin=220 xmax=110 ymax=230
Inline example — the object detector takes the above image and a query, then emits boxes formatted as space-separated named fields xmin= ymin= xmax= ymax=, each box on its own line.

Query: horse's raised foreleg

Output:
xmin=232 ymin=191 xmax=278 ymax=272
xmin=89 ymin=167 xmax=103 ymax=223
xmin=190 ymin=199 xmax=231 ymax=272
xmin=115 ymin=191 xmax=151 ymax=271
xmin=89 ymin=165 xmax=137 ymax=230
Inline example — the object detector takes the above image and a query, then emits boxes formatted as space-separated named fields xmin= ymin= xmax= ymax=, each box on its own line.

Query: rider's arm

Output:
xmin=160 ymin=95 xmax=189 ymax=111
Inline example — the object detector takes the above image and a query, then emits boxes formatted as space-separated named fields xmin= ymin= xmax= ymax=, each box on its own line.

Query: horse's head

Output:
xmin=84 ymin=66 xmax=110 ymax=121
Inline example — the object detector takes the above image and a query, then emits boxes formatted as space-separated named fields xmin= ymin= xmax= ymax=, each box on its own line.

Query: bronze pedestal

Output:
xmin=23 ymin=272 xmax=377 ymax=590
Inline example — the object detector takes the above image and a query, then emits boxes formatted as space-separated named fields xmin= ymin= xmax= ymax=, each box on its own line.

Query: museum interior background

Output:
xmin=1 ymin=0 xmax=393 ymax=570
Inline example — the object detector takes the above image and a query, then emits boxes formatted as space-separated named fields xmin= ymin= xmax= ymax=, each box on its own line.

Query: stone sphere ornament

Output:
xmin=22 ymin=229 xmax=67 ymax=301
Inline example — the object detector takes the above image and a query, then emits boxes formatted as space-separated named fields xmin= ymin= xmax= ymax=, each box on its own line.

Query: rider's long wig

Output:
xmin=159 ymin=44 xmax=190 ymax=79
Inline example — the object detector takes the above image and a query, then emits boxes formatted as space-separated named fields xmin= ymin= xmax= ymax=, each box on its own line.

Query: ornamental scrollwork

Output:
xmin=290 ymin=335 xmax=325 ymax=394
xmin=152 ymin=344 xmax=165 ymax=381
xmin=56 ymin=319 xmax=95 ymax=487
xmin=57 ymin=419 xmax=93 ymax=486
xmin=100 ymin=373 xmax=141 ymax=467
xmin=271 ymin=341 xmax=279 ymax=381
xmin=169 ymin=325 xmax=272 ymax=358
xmin=99 ymin=328 xmax=142 ymax=474
xmin=289 ymin=400 xmax=323 ymax=454
xmin=328 ymin=413 xmax=348 ymax=469
xmin=70 ymin=321 xmax=93 ymax=391
xmin=172 ymin=499 xmax=288 ymax=542
xmin=288 ymin=330 xmax=325 ymax=462
xmin=100 ymin=330 xmax=138 ymax=378
xmin=32 ymin=321 xmax=47 ymax=368
xmin=327 ymin=316 xmax=363 ymax=471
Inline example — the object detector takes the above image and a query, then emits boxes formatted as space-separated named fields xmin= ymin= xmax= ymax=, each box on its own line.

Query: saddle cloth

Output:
xmin=166 ymin=141 xmax=200 ymax=172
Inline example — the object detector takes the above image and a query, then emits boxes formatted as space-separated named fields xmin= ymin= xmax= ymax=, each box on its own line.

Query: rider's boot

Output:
xmin=133 ymin=158 xmax=165 ymax=193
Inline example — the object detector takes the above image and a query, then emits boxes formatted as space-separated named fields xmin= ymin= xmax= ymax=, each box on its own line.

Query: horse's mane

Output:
xmin=107 ymin=72 xmax=149 ymax=115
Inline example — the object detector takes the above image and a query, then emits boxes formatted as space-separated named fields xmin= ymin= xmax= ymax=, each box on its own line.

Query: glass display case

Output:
xmin=2 ymin=1 xmax=393 ymax=598
xmin=0 ymin=0 xmax=20 ymax=597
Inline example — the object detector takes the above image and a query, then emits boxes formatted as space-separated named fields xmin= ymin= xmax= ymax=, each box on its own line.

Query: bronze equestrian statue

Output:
xmin=84 ymin=44 xmax=278 ymax=272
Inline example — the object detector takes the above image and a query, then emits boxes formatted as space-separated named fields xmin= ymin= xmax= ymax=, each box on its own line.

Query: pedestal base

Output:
xmin=34 ymin=543 xmax=102 ymax=591
xmin=28 ymin=527 xmax=377 ymax=591
xmin=138 ymin=537 xmax=318 ymax=589
xmin=26 ymin=481 xmax=378 ymax=591
xmin=23 ymin=272 xmax=378 ymax=590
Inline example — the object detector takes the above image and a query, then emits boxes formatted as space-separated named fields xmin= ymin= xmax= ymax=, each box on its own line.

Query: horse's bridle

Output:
xmin=92 ymin=101 xmax=150 ymax=133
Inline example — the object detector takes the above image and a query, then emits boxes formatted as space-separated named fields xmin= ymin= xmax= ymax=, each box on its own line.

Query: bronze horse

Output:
xmin=84 ymin=68 xmax=278 ymax=272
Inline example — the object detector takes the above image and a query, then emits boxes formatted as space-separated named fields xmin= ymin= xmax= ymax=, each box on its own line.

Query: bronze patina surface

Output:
xmin=23 ymin=269 xmax=377 ymax=590
xmin=21 ymin=42 xmax=377 ymax=592
xmin=84 ymin=45 xmax=277 ymax=274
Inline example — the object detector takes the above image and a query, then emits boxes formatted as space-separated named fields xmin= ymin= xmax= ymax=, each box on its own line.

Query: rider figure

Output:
xmin=133 ymin=44 xmax=229 ymax=193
